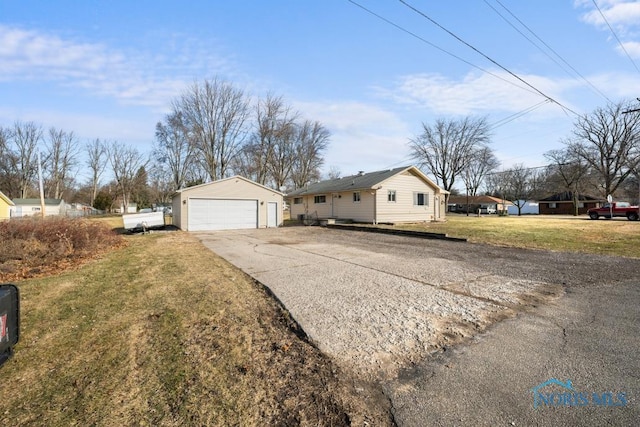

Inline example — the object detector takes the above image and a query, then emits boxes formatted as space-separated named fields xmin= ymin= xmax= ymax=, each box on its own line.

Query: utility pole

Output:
xmin=622 ymin=98 xmax=640 ymax=114
xmin=37 ymin=150 xmax=46 ymax=218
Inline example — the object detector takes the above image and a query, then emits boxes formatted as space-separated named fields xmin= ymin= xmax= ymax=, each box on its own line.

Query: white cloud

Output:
xmin=0 ymin=106 xmax=153 ymax=146
xmin=576 ymin=0 xmax=640 ymax=58
xmin=377 ymin=71 xmax=577 ymax=117
xmin=293 ymin=100 xmax=414 ymax=173
xmin=577 ymin=0 xmax=640 ymax=29
xmin=618 ymin=40 xmax=640 ymax=58
xmin=0 ymin=25 xmax=234 ymax=109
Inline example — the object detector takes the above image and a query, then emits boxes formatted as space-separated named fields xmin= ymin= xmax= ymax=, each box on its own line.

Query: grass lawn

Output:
xmin=397 ymin=214 xmax=640 ymax=258
xmin=0 ymin=224 xmax=386 ymax=426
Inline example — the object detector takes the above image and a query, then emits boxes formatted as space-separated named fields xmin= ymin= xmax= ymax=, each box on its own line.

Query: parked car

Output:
xmin=587 ymin=202 xmax=639 ymax=221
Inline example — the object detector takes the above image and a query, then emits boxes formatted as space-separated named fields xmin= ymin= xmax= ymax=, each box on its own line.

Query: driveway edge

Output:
xmin=326 ymin=224 xmax=468 ymax=242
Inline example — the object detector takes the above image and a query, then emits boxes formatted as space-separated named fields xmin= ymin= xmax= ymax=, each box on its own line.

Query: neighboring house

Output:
xmin=507 ymin=200 xmax=539 ymax=215
xmin=538 ymin=192 xmax=601 ymax=215
xmin=113 ymin=202 xmax=137 ymax=214
xmin=286 ymin=166 xmax=448 ymax=224
xmin=172 ymin=175 xmax=284 ymax=231
xmin=0 ymin=191 xmax=14 ymax=221
xmin=447 ymin=195 xmax=513 ymax=214
xmin=11 ymin=198 xmax=67 ymax=217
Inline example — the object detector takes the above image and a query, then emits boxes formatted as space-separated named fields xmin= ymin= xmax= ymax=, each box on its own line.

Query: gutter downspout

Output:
xmin=373 ymin=189 xmax=377 ymax=225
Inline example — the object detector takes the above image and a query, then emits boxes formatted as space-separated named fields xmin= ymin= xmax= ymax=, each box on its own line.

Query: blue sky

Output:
xmin=1 ymin=1 xmax=640 ymax=187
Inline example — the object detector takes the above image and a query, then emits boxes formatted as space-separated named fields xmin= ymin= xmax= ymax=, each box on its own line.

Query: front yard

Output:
xmin=398 ymin=214 xmax=640 ymax=258
xmin=0 ymin=222 xmax=385 ymax=426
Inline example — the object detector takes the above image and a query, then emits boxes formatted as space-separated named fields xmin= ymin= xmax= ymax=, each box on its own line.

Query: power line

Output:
xmin=591 ymin=0 xmax=640 ymax=75
xmin=397 ymin=0 xmax=580 ymax=117
xmin=489 ymin=100 xmax=550 ymax=129
xmin=346 ymin=0 xmax=538 ymax=96
xmin=486 ymin=0 xmax=612 ymax=104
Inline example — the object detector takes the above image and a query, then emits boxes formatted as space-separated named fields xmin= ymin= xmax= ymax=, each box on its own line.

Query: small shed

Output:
xmin=11 ymin=198 xmax=66 ymax=217
xmin=172 ymin=176 xmax=284 ymax=231
xmin=507 ymin=200 xmax=539 ymax=215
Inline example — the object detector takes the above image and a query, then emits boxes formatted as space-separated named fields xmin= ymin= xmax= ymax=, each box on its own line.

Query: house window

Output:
xmin=414 ymin=192 xmax=429 ymax=206
xmin=353 ymin=192 xmax=361 ymax=203
xmin=549 ymin=202 xmax=557 ymax=209
xmin=314 ymin=195 xmax=326 ymax=204
xmin=293 ymin=197 xmax=303 ymax=205
xmin=387 ymin=190 xmax=396 ymax=202
xmin=578 ymin=202 xmax=584 ymax=208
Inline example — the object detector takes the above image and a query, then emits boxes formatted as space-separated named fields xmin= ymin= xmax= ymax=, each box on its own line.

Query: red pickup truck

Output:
xmin=587 ymin=202 xmax=640 ymax=221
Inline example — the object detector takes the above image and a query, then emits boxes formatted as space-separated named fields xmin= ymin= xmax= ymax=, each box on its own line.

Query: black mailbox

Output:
xmin=0 ymin=284 xmax=20 ymax=367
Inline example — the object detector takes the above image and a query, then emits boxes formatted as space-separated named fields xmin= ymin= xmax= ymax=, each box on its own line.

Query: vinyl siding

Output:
xmin=0 ymin=200 xmax=11 ymax=220
xmin=172 ymin=177 xmax=283 ymax=230
xmin=287 ymin=168 xmax=446 ymax=223
xmin=289 ymin=194 xmax=332 ymax=220
xmin=376 ymin=171 xmax=439 ymax=223
xmin=13 ymin=203 xmax=63 ymax=217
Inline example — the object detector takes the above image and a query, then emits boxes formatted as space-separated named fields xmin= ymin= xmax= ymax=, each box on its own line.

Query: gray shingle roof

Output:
xmin=287 ymin=166 xmax=412 ymax=196
xmin=12 ymin=198 xmax=64 ymax=206
xmin=539 ymin=192 xmax=601 ymax=202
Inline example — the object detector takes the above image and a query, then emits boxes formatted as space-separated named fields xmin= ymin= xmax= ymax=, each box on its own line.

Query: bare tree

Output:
xmin=410 ymin=116 xmax=491 ymax=194
xmin=86 ymin=139 xmax=107 ymax=207
xmin=154 ymin=110 xmax=195 ymax=191
xmin=267 ymin=119 xmax=298 ymax=190
xmin=248 ymin=93 xmax=297 ymax=185
xmin=326 ymin=166 xmax=342 ymax=180
xmin=461 ymin=146 xmax=499 ymax=196
xmin=291 ymin=120 xmax=330 ymax=190
xmin=503 ymin=164 xmax=533 ymax=216
xmin=175 ymin=77 xmax=250 ymax=181
xmin=0 ymin=126 xmax=19 ymax=197
xmin=569 ymin=100 xmax=640 ymax=197
xmin=12 ymin=121 xmax=43 ymax=198
xmin=544 ymin=146 xmax=591 ymax=215
xmin=107 ymin=141 xmax=148 ymax=212
xmin=44 ymin=127 xmax=80 ymax=199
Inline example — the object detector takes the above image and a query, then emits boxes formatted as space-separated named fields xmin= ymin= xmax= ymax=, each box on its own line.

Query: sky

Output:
xmin=1 ymin=0 xmax=640 ymax=190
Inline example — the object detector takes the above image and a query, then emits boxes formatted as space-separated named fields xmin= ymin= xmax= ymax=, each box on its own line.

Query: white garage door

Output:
xmin=188 ymin=199 xmax=258 ymax=231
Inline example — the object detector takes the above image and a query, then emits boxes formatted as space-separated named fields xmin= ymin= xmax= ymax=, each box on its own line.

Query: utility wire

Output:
xmin=486 ymin=0 xmax=612 ymax=104
xmin=490 ymin=100 xmax=550 ymax=129
xmin=346 ymin=0 xmax=538 ymax=96
xmin=591 ymin=0 xmax=640 ymax=75
xmin=398 ymin=0 xmax=580 ymax=117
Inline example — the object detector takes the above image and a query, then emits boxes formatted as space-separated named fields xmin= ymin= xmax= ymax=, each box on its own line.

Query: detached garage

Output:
xmin=172 ymin=176 xmax=284 ymax=231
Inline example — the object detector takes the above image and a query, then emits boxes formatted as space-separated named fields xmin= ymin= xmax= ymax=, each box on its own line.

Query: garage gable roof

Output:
xmin=0 ymin=191 xmax=14 ymax=206
xmin=286 ymin=166 xmax=447 ymax=197
xmin=174 ymin=175 xmax=284 ymax=196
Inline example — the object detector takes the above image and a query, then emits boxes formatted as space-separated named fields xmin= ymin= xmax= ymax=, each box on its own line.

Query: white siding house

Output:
xmin=287 ymin=166 xmax=447 ymax=224
xmin=11 ymin=198 xmax=67 ymax=217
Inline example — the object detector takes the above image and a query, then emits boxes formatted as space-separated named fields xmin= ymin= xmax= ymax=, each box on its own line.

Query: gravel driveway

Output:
xmin=197 ymin=227 xmax=561 ymax=378
xmin=198 ymin=226 xmax=640 ymax=425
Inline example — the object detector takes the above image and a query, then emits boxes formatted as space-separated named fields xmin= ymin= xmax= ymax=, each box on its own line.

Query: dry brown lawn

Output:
xmin=0 ymin=227 xmax=391 ymax=426
xmin=397 ymin=214 xmax=640 ymax=258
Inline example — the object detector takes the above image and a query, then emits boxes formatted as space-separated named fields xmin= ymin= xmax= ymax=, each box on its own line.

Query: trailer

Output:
xmin=122 ymin=211 xmax=165 ymax=232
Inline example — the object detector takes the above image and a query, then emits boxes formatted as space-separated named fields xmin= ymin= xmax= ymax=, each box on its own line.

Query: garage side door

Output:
xmin=188 ymin=199 xmax=258 ymax=231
